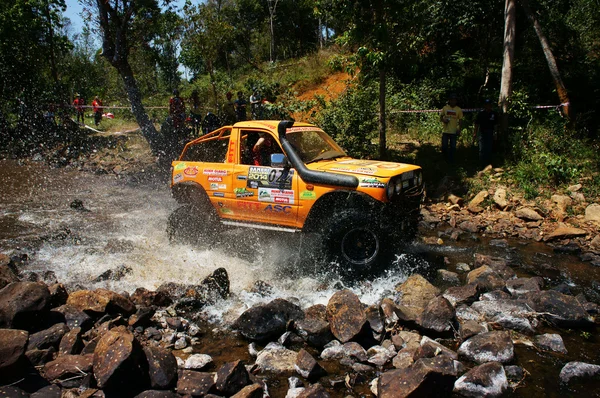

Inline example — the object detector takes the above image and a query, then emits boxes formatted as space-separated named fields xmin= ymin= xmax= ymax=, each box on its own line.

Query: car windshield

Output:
xmin=286 ymin=128 xmax=347 ymax=164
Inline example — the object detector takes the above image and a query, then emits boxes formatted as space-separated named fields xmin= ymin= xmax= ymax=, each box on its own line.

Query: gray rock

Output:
xmin=458 ymin=331 xmax=514 ymax=364
xmin=506 ymin=277 xmax=543 ymax=297
xmin=437 ymin=269 xmax=460 ymax=285
xmin=533 ymin=333 xmax=568 ymax=354
xmin=480 ymin=290 xmax=511 ymax=301
xmin=453 ymin=361 xmax=508 ymax=397
xmin=414 ymin=336 xmax=458 ymax=360
xmin=367 ymin=345 xmax=396 ymax=367
xmin=559 ymin=361 xmax=600 ymax=384
xmin=471 ymin=299 xmax=537 ymax=334
xmin=255 ymin=343 xmax=298 ymax=373
xmin=456 ymin=263 xmax=471 ymax=273
xmin=184 ymin=353 xmax=213 ymax=370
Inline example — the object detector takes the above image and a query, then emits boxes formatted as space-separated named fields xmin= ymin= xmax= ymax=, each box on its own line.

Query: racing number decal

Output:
xmin=247 ymin=166 xmax=294 ymax=189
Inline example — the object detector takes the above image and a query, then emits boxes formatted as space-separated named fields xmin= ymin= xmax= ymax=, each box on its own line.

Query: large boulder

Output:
xmin=233 ymin=298 xmax=304 ymax=342
xmin=559 ymin=361 xmax=600 ymax=384
xmin=417 ymin=296 xmax=455 ymax=333
xmin=396 ymin=275 xmax=440 ymax=310
xmin=453 ymin=361 xmax=508 ymax=397
xmin=0 ymin=329 xmax=29 ymax=372
xmin=377 ymin=355 xmax=457 ymax=398
xmin=326 ymin=290 xmax=367 ymax=343
xmin=294 ymin=317 xmax=333 ymax=349
xmin=468 ymin=191 xmax=489 ymax=213
xmin=143 ymin=346 xmax=178 ymax=389
xmin=533 ymin=333 xmax=568 ymax=354
xmin=93 ymin=326 xmax=148 ymax=392
xmin=458 ymin=331 xmax=514 ymax=364
xmin=505 ymin=277 xmax=543 ymax=297
xmin=525 ymin=290 xmax=593 ymax=327
xmin=0 ymin=282 xmax=50 ymax=328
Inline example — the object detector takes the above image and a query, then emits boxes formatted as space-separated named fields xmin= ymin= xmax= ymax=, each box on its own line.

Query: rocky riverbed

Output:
xmin=1 ymin=247 xmax=600 ymax=397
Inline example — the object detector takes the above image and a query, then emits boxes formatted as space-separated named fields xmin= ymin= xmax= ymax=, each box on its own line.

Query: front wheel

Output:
xmin=321 ymin=211 xmax=389 ymax=278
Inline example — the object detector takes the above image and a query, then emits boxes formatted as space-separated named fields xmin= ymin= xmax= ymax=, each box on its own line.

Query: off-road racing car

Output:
xmin=169 ymin=120 xmax=424 ymax=276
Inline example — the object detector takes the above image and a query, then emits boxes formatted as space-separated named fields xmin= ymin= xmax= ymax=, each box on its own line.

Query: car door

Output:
xmin=231 ymin=129 xmax=299 ymax=226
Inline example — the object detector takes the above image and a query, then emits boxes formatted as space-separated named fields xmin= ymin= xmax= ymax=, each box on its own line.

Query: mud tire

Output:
xmin=321 ymin=211 xmax=389 ymax=277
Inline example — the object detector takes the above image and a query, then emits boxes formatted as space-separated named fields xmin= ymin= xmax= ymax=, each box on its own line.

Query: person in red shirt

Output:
xmin=91 ymin=96 xmax=103 ymax=126
xmin=73 ymin=93 xmax=85 ymax=124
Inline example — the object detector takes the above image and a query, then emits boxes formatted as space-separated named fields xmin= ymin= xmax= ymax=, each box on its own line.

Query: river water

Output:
xmin=1 ymin=158 xmax=599 ymax=397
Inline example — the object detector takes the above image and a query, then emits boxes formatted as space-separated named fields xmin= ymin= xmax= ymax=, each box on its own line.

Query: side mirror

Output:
xmin=271 ymin=153 xmax=290 ymax=168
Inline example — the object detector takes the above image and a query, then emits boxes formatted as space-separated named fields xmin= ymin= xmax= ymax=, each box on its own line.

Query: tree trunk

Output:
xmin=378 ymin=68 xmax=387 ymax=160
xmin=117 ymin=63 xmax=162 ymax=154
xmin=499 ymin=0 xmax=516 ymax=148
xmin=520 ymin=0 xmax=571 ymax=120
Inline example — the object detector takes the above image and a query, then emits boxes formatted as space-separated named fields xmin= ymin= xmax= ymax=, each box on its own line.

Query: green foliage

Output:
xmin=312 ymin=84 xmax=378 ymax=158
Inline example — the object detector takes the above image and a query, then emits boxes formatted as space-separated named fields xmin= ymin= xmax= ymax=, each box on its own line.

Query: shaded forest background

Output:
xmin=1 ymin=0 xmax=599 ymax=198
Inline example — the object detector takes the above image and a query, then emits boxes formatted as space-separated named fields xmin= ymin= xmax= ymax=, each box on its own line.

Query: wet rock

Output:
xmin=456 ymin=263 xmax=471 ymax=273
xmin=176 ymin=370 xmax=215 ymax=396
xmin=294 ymin=317 xmax=333 ymax=349
xmin=414 ymin=336 xmax=458 ymax=361
xmin=458 ymin=331 xmax=514 ymax=364
xmin=553 ymin=243 xmax=581 ymax=254
xmin=296 ymin=383 xmax=330 ymax=398
xmin=233 ymin=298 xmax=304 ymax=342
xmin=130 ymin=288 xmax=173 ymax=307
xmin=93 ymin=326 xmax=148 ymax=391
xmin=184 ymin=353 xmax=213 ymax=370
xmin=231 ymin=383 xmax=264 ymax=398
xmin=54 ymin=305 xmax=94 ymax=333
xmin=391 ymin=331 xmax=421 ymax=352
xmin=459 ymin=319 xmax=488 ymax=340
xmin=342 ymin=341 xmax=369 ymax=362
xmin=93 ymin=265 xmax=132 ymax=282
xmin=215 ymin=360 xmax=251 ymax=396
xmin=396 ymin=274 xmax=440 ymax=309
xmin=128 ymin=307 xmax=155 ymax=328
xmin=48 ymin=283 xmax=69 ymax=308
xmin=437 ymin=269 xmax=460 ymax=285
xmin=443 ymin=284 xmax=479 ymax=307
xmin=0 ymin=265 xmax=20 ymax=289
xmin=143 ymin=346 xmax=177 ymax=389
xmin=378 ymin=355 xmax=457 ymax=398
xmin=66 ymin=289 xmax=134 ymax=315
xmin=533 ymin=333 xmax=568 ymax=354
xmin=506 ymin=277 xmax=543 ymax=297
xmin=493 ymin=188 xmax=508 ymax=209
xmin=59 ymin=327 xmax=83 ymax=356
xmin=134 ymin=391 xmax=180 ymax=398
xmin=515 ymin=207 xmax=543 ymax=221
xmin=392 ymin=351 xmax=414 ymax=370
xmin=295 ymin=349 xmax=326 ymax=380
xmin=525 ymin=290 xmax=593 ymax=327
xmin=319 ymin=340 xmax=344 ymax=360
xmin=30 ymin=384 xmax=61 ymax=398
xmin=417 ymin=296 xmax=455 ymax=333
xmin=559 ymin=361 xmax=600 ymax=384
xmin=380 ymin=297 xmax=400 ymax=324
xmin=466 ymin=266 xmax=505 ymax=293
xmin=27 ymin=322 xmax=69 ymax=351
xmin=255 ymin=343 xmax=298 ymax=373
xmin=304 ymin=304 xmax=327 ymax=321
xmin=544 ymin=225 xmax=588 ymax=242
xmin=468 ymin=191 xmax=489 ymax=213
xmin=367 ymin=345 xmax=396 ymax=367
xmin=471 ymin=299 xmax=536 ymax=334
xmin=0 ymin=329 xmax=29 ymax=372
xmin=70 ymin=199 xmax=87 ymax=211
xmin=480 ymin=290 xmax=511 ymax=301
xmin=326 ymin=290 xmax=366 ymax=343
xmin=453 ymin=361 xmax=508 ymax=397
xmin=26 ymin=347 xmax=56 ymax=366
xmin=473 ymin=254 xmax=516 ymax=280
xmin=365 ymin=305 xmax=385 ymax=334
xmin=585 ymin=203 xmax=600 ymax=223
xmin=43 ymin=354 xmax=94 ymax=384
xmin=0 ymin=282 xmax=50 ymax=328
xmin=201 ymin=267 xmax=230 ymax=300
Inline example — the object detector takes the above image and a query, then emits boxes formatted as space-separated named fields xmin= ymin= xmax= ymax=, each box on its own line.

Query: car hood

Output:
xmin=308 ymin=158 xmax=421 ymax=178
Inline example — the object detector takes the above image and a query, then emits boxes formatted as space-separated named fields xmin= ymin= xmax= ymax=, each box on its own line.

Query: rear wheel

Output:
xmin=321 ymin=211 xmax=389 ymax=277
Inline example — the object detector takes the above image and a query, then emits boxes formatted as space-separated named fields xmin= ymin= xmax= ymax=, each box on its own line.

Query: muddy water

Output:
xmin=1 ymin=159 xmax=599 ymax=397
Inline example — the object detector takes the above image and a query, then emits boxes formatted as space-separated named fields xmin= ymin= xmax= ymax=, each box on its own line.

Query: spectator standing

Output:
xmin=473 ymin=99 xmax=498 ymax=166
xmin=234 ymin=91 xmax=247 ymax=122
xmin=73 ymin=93 xmax=85 ymax=124
xmin=249 ymin=89 xmax=262 ymax=120
xmin=439 ymin=93 xmax=463 ymax=164
xmin=190 ymin=90 xmax=202 ymax=135
xmin=221 ymin=91 xmax=236 ymax=125
xmin=169 ymin=89 xmax=186 ymax=130
xmin=91 ymin=96 xmax=103 ymax=126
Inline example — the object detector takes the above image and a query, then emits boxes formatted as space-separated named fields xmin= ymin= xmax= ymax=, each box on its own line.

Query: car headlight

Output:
xmin=386 ymin=181 xmax=395 ymax=199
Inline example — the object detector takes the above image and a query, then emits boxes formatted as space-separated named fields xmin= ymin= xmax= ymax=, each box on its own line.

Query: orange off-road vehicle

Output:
xmin=169 ymin=120 xmax=423 ymax=275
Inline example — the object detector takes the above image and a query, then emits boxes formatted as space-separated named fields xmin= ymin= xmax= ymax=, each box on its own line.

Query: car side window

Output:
xmin=181 ymin=130 xmax=230 ymax=162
